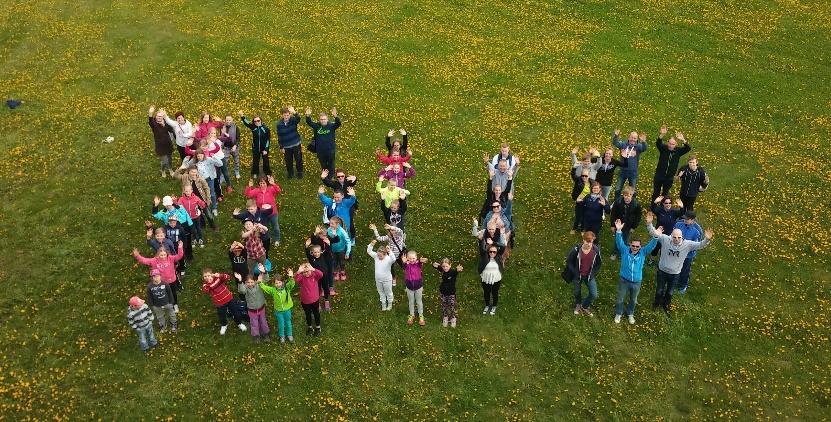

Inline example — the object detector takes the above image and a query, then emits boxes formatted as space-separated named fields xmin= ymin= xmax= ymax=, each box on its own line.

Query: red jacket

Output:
xmin=201 ymin=273 xmax=233 ymax=306
xmin=185 ymin=139 xmax=222 ymax=157
xmin=295 ymin=269 xmax=323 ymax=304
xmin=194 ymin=121 xmax=224 ymax=141
xmin=245 ymin=185 xmax=281 ymax=213
xmin=177 ymin=193 xmax=206 ymax=219
xmin=376 ymin=152 xmax=411 ymax=166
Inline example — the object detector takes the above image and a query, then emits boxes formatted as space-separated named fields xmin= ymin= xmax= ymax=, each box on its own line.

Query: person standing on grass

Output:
xmin=385 ymin=128 xmax=408 ymax=156
xmin=566 ymin=231 xmax=602 ymax=317
xmin=193 ymin=112 xmax=224 ymax=142
xmin=306 ymin=227 xmax=335 ymax=303
xmin=612 ymin=129 xmax=648 ymax=200
xmin=237 ymin=268 xmax=272 ymax=344
xmin=378 ymin=163 xmax=415 ymax=189
xmin=472 ymin=218 xmax=506 ymax=256
xmin=570 ymin=169 xmax=591 ymax=234
xmin=485 ymin=158 xmax=516 ymax=216
xmin=576 ymin=182 xmax=608 ymax=244
xmin=173 ymin=166 xmax=216 ymax=232
xmin=260 ymin=269 xmax=297 ymax=344
xmin=382 ymin=196 xmax=407 ymax=231
xmin=183 ymin=148 xmax=223 ymax=217
xmin=402 ymin=251 xmax=429 ymax=327
xmin=201 ymin=269 xmax=247 ymax=335
xmin=479 ymin=167 xmax=513 ymax=222
xmin=370 ymin=223 xmax=407 ymax=286
xmin=322 ymin=168 xmax=359 ymax=242
xmin=479 ymin=245 xmax=504 ymax=316
xmin=571 ymin=147 xmax=601 ymax=180
xmin=612 ymin=218 xmax=657 ymax=325
xmin=305 ymin=107 xmax=341 ymax=176
xmin=326 ymin=216 xmax=351 ymax=292
xmin=239 ymin=111 xmax=271 ymax=178
xmin=319 ymin=185 xmax=357 ymax=248
xmin=673 ymin=211 xmax=704 ymax=294
xmin=609 ymin=187 xmax=642 ymax=260
xmin=595 ymin=147 xmax=630 ymax=203
xmin=676 ymin=156 xmax=709 ymax=213
xmin=233 ymin=200 xmax=274 ymax=255
xmin=648 ymin=196 xmax=684 ymax=266
xmin=646 ymin=212 xmax=713 ymax=315
xmin=433 ymin=259 xmax=463 ymax=328
xmin=146 ymin=269 xmax=178 ymax=333
xmin=275 ymin=106 xmax=304 ymax=179
xmin=127 ymin=296 xmax=157 ymax=353
xmin=490 ymin=143 xmax=519 ymax=172
xmin=368 ymin=240 xmax=395 ymax=311
xmin=176 ymin=185 xmax=207 ymax=248
xmin=160 ymin=109 xmax=193 ymax=163
xmin=241 ymin=220 xmax=269 ymax=274
xmin=294 ymin=263 xmax=324 ymax=337
xmin=376 ymin=176 xmax=410 ymax=212
xmin=147 ymin=106 xmax=174 ymax=178
xmin=220 ymin=115 xmax=241 ymax=180
xmin=244 ymin=176 xmax=282 ymax=246
xmin=133 ymin=241 xmax=184 ymax=311
xmin=652 ymin=126 xmax=691 ymax=201
xmin=145 ymin=215 xmax=189 ymax=276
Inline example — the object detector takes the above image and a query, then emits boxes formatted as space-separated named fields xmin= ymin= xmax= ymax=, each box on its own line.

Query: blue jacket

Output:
xmin=674 ymin=221 xmax=703 ymax=258
xmin=320 ymin=193 xmax=356 ymax=230
xmin=612 ymin=133 xmax=648 ymax=174
xmin=152 ymin=205 xmax=193 ymax=227
xmin=580 ymin=195 xmax=608 ymax=230
xmin=651 ymin=203 xmax=683 ymax=233
xmin=275 ymin=114 xmax=302 ymax=149
xmin=615 ymin=232 xmax=657 ymax=283
xmin=327 ymin=226 xmax=351 ymax=256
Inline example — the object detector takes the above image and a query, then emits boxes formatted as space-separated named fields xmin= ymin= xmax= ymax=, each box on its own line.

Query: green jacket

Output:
xmin=260 ymin=278 xmax=295 ymax=312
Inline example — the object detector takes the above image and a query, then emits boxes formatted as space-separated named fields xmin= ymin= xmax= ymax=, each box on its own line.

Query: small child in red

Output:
xmin=200 ymin=268 xmax=247 ymax=335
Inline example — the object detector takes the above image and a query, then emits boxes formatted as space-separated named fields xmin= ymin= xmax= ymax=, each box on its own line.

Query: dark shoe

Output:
xmin=296 ymin=173 xmax=303 ymax=179
xmin=306 ymin=326 xmax=313 ymax=336
xmin=314 ymin=327 xmax=321 ymax=337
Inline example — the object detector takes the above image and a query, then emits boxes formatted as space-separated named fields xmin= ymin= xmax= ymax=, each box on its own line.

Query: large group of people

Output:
xmin=129 ymin=107 xmax=715 ymax=354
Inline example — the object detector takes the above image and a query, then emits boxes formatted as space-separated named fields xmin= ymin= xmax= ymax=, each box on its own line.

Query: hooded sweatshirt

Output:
xmin=647 ymin=222 xmax=710 ymax=274
xmin=615 ymin=232 xmax=658 ymax=283
xmin=238 ymin=283 xmax=267 ymax=310
xmin=295 ymin=269 xmax=324 ymax=304
xmin=134 ymin=244 xmax=184 ymax=284
xmin=260 ymin=278 xmax=296 ymax=312
xmin=367 ymin=244 xmax=395 ymax=282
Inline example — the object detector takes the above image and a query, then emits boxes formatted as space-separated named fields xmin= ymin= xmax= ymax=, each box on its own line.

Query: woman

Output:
xmin=566 ymin=231 xmax=602 ymax=316
xmin=161 ymin=109 xmax=194 ymax=163
xmin=575 ymin=182 xmax=607 ymax=244
xmin=147 ymin=106 xmax=174 ymax=178
xmin=478 ymin=245 xmax=504 ymax=316
xmin=479 ymin=168 xmax=513 ymax=222
xmin=184 ymin=148 xmax=223 ymax=216
xmin=595 ymin=148 xmax=630 ymax=202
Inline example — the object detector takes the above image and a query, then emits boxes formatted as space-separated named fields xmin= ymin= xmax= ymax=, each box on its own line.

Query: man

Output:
xmin=646 ymin=212 xmax=713 ymax=314
xmin=220 ymin=115 xmax=241 ymax=180
xmin=612 ymin=129 xmax=648 ymax=200
xmin=609 ymin=187 xmax=642 ymax=260
xmin=652 ymin=126 xmax=691 ymax=201
xmin=238 ymin=111 xmax=271 ymax=178
xmin=322 ymin=169 xmax=358 ymax=243
xmin=612 ymin=218 xmax=658 ymax=324
xmin=490 ymin=143 xmax=519 ymax=172
xmin=306 ymin=107 xmax=342 ymax=176
xmin=648 ymin=195 xmax=684 ymax=266
xmin=674 ymin=211 xmax=704 ymax=294
xmin=486 ymin=158 xmax=517 ymax=221
xmin=319 ymin=186 xmax=357 ymax=245
xmin=275 ymin=106 xmax=303 ymax=179
xmin=677 ymin=155 xmax=709 ymax=213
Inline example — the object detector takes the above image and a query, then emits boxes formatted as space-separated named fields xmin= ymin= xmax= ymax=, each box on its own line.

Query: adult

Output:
xmin=183 ymin=148 xmax=223 ymax=216
xmin=161 ymin=109 xmax=194 ymax=163
xmin=173 ymin=165 xmax=216 ymax=232
xmin=674 ymin=211 xmax=704 ymax=294
xmin=319 ymin=185 xmax=357 ymax=245
xmin=566 ymin=231 xmax=602 ymax=316
xmin=472 ymin=218 xmax=506 ymax=256
xmin=571 ymin=147 xmax=601 ymax=180
xmin=652 ymin=126 xmax=691 ymax=200
xmin=478 ymin=245 xmax=504 ymax=316
xmin=147 ymin=106 xmax=174 ymax=178
xmin=677 ymin=156 xmax=709 ymax=213
xmin=479 ymin=167 xmax=513 ymax=222
xmin=576 ymin=182 xmax=607 ymax=244
xmin=609 ymin=187 xmax=642 ymax=260
xmin=646 ymin=212 xmax=713 ymax=314
xmin=612 ymin=129 xmax=648 ymax=200
xmin=612 ymin=219 xmax=658 ymax=324
xmin=321 ymin=169 xmax=358 ymax=242
xmin=595 ymin=148 xmax=630 ymax=202
xmin=239 ymin=111 xmax=271 ymax=178
xmin=305 ymin=107 xmax=341 ymax=176
xmin=570 ymin=169 xmax=591 ymax=234
xmin=219 ymin=115 xmax=241 ymax=180
xmin=490 ymin=143 xmax=519 ymax=172
xmin=648 ymin=196 xmax=684 ymax=266
xmin=385 ymin=128 xmax=408 ymax=156
xmin=275 ymin=106 xmax=304 ymax=179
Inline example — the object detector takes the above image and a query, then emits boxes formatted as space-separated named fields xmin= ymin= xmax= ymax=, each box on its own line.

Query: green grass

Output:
xmin=1 ymin=0 xmax=830 ymax=419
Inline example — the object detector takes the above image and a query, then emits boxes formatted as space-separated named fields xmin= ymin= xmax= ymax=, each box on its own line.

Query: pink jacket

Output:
xmin=177 ymin=193 xmax=206 ymax=219
xmin=135 ymin=244 xmax=184 ymax=283
xmin=295 ymin=269 xmax=323 ymax=304
xmin=245 ymin=185 xmax=281 ymax=213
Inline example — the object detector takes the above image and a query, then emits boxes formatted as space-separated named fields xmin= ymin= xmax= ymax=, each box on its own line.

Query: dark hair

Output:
xmin=334 ymin=168 xmax=345 ymax=175
xmin=187 ymin=165 xmax=198 ymax=172
xmin=280 ymin=107 xmax=289 ymax=114
xmin=174 ymin=111 xmax=185 ymax=119
xmin=630 ymin=237 xmax=642 ymax=245
xmin=333 ymin=189 xmax=344 ymax=196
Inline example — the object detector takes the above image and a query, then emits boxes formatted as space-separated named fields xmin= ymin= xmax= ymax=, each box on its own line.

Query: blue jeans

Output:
xmin=275 ymin=309 xmax=293 ymax=338
xmin=615 ymin=278 xmax=642 ymax=316
xmin=573 ymin=276 xmax=598 ymax=309
xmin=654 ymin=269 xmax=680 ymax=310
xmin=614 ymin=172 xmax=638 ymax=200
xmin=677 ymin=257 xmax=694 ymax=290
xmin=220 ymin=157 xmax=233 ymax=187
xmin=269 ymin=214 xmax=281 ymax=243
xmin=600 ymin=185 xmax=612 ymax=203
xmin=136 ymin=325 xmax=157 ymax=351
xmin=206 ymin=177 xmax=217 ymax=211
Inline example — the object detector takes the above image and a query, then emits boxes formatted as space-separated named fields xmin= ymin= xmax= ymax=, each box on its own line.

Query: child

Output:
xmin=244 ymin=176 xmax=282 ymax=246
xmin=367 ymin=240 xmax=395 ymax=311
xmin=327 ymin=216 xmax=351 ymax=283
xmin=133 ymin=241 xmax=184 ymax=312
xmin=127 ymin=296 xmax=157 ymax=353
xmin=382 ymin=196 xmax=407 ymax=230
xmin=145 ymin=226 xmax=176 ymax=255
xmin=177 ymin=185 xmax=207 ymax=247
xmin=370 ymin=223 xmax=406 ymax=286
xmin=433 ymin=259 xmax=463 ymax=328
xmin=376 ymin=176 xmax=410 ymax=210
xmin=233 ymin=200 xmax=274 ymax=255
xmin=151 ymin=195 xmax=195 ymax=261
xmin=294 ymin=263 xmax=324 ymax=336
xmin=241 ymin=220 xmax=269 ymax=274
xmin=228 ymin=241 xmax=249 ymax=299
xmin=377 ymin=163 xmax=415 ymax=189
xmin=200 ymin=269 xmax=247 ymax=335
xmin=237 ymin=267 xmax=271 ymax=343
xmin=305 ymin=229 xmax=332 ymax=309
xmin=403 ymin=251 xmax=429 ymax=326
xmin=260 ymin=269 xmax=297 ymax=344
xmin=146 ymin=269 xmax=178 ymax=333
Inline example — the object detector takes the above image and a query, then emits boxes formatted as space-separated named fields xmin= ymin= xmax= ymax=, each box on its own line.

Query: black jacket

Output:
xmin=654 ymin=135 xmax=691 ymax=179
xmin=566 ymin=243 xmax=602 ymax=281
xmin=595 ymin=158 xmax=627 ymax=186
xmin=678 ymin=165 xmax=708 ymax=198
xmin=610 ymin=198 xmax=642 ymax=230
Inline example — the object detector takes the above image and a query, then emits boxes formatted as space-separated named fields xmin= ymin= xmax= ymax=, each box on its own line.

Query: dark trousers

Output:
xmin=680 ymin=194 xmax=697 ymax=213
xmin=333 ymin=252 xmax=346 ymax=272
xmin=481 ymin=281 xmax=501 ymax=306
xmin=176 ymin=145 xmax=187 ymax=163
xmin=654 ymin=269 xmax=680 ymax=311
xmin=572 ymin=202 xmax=584 ymax=230
xmin=168 ymin=280 xmax=182 ymax=305
xmin=652 ymin=177 xmax=674 ymax=201
xmin=317 ymin=269 xmax=331 ymax=300
xmin=216 ymin=300 xmax=244 ymax=326
xmin=283 ymin=145 xmax=303 ymax=178
xmin=251 ymin=152 xmax=271 ymax=177
xmin=317 ymin=150 xmax=336 ymax=175
xmin=213 ymin=175 xmax=223 ymax=199
xmin=302 ymin=301 xmax=321 ymax=327
xmin=182 ymin=225 xmax=194 ymax=261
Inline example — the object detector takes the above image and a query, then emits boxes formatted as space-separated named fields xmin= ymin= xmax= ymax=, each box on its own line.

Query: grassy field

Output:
xmin=1 ymin=0 xmax=830 ymax=419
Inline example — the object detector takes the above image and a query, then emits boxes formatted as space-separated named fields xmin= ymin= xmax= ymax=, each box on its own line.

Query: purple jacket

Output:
xmin=377 ymin=168 xmax=415 ymax=188
xmin=403 ymin=262 xmax=423 ymax=290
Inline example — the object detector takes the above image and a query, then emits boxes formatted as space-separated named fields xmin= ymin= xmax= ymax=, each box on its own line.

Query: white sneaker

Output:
xmin=212 ymin=209 xmax=218 ymax=217
xmin=614 ymin=314 xmax=622 ymax=324
xmin=482 ymin=306 xmax=490 ymax=315
xmin=628 ymin=315 xmax=636 ymax=325
xmin=174 ymin=305 xmax=179 ymax=313
xmin=198 ymin=239 xmax=205 ymax=248
xmin=574 ymin=305 xmax=582 ymax=315
xmin=489 ymin=306 xmax=497 ymax=316
xmin=238 ymin=323 xmax=247 ymax=332
xmin=235 ymin=173 xmax=240 ymax=180
xmin=219 ymin=325 xmax=228 ymax=335
xmin=275 ymin=241 xmax=281 ymax=246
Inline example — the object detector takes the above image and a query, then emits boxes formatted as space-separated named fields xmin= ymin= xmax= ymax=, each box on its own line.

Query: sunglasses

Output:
xmin=663 ymin=202 xmax=672 ymax=205
xmin=581 ymin=175 xmax=589 ymax=178
xmin=253 ymin=119 xmax=261 ymax=123
xmin=336 ymin=175 xmax=345 ymax=178
xmin=631 ymin=245 xmax=641 ymax=248
xmin=488 ymin=250 xmax=498 ymax=254
xmin=492 ymin=205 xmax=501 ymax=208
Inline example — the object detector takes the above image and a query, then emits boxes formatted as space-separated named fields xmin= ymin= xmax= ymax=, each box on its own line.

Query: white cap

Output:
xmin=162 ymin=196 xmax=173 ymax=206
